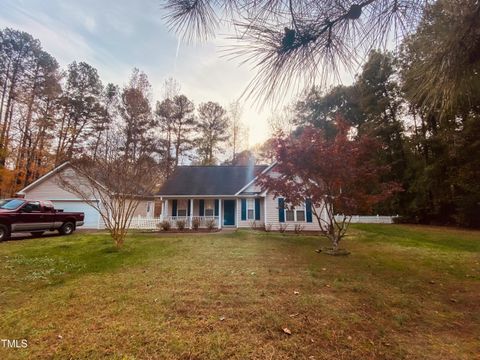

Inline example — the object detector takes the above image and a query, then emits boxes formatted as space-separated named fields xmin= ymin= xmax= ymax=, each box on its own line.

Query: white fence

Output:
xmin=335 ymin=215 xmax=398 ymax=224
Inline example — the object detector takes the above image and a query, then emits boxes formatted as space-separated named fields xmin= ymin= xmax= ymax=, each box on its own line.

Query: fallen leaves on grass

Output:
xmin=282 ymin=327 xmax=292 ymax=335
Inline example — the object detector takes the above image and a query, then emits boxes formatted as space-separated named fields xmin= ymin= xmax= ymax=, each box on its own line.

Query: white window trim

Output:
xmin=284 ymin=203 xmax=306 ymax=222
xmin=247 ymin=199 xmax=255 ymax=220
xmin=177 ymin=209 xmax=187 ymax=217
xmin=204 ymin=200 xmax=215 ymax=217
xmin=176 ymin=199 xmax=188 ymax=217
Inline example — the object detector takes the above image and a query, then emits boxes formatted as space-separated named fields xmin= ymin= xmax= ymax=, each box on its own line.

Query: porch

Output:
xmin=160 ymin=198 xmax=237 ymax=229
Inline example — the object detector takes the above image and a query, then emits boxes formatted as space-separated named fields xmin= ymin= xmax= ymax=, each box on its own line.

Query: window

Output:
xmin=177 ymin=200 xmax=187 ymax=217
xmin=205 ymin=209 xmax=214 ymax=217
xmin=205 ymin=200 xmax=214 ymax=217
xmin=0 ymin=199 xmax=25 ymax=210
xmin=43 ymin=201 xmax=54 ymax=212
xmin=177 ymin=209 xmax=187 ymax=217
xmin=285 ymin=210 xmax=295 ymax=221
xmin=296 ymin=210 xmax=305 ymax=222
xmin=285 ymin=203 xmax=306 ymax=222
xmin=23 ymin=201 xmax=41 ymax=212
xmin=247 ymin=199 xmax=255 ymax=220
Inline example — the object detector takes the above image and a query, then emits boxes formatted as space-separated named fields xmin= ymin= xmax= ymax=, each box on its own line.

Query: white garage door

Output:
xmin=51 ymin=200 xmax=101 ymax=229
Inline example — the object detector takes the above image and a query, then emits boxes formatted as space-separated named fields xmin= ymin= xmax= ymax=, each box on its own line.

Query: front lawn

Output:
xmin=0 ymin=225 xmax=479 ymax=359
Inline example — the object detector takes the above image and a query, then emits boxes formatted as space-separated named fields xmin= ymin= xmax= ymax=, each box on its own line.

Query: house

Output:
xmin=157 ymin=164 xmax=328 ymax=230
xmin=16 ymin=162 xmax=329 ymax=231
xmin=16 ymin=163 xmax=155 ymax=229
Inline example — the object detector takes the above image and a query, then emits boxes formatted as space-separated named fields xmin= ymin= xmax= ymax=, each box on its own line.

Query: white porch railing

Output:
xmin=334 ymin=215 xmax=399 ymax=224
xmin=129 ymin=216 xmax=163 ymax=230
xmin=128 ymin=215 xmax=220 ymax=230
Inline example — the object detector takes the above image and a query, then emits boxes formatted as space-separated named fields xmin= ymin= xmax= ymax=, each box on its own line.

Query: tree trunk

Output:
xmin=14 ymin=63 xmax=39 ymax=190
xmin=0 ymin=101 xmax=15 ymax=167
xmin=55 ymin=104 xmax=69 ymax=166
xmin=111 ymin=227 xmax=126 ymax=248
xmin=166 ymin=128 xmax=172 ymax=177
xmin=331 ymin=233 xmax=340 ymax=252
xmin=0 ymin=62 xmax=11 ymax=128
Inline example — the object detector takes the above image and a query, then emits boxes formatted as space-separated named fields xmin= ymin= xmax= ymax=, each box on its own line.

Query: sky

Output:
xmin=0 ymin=0 xmax=272 ymax=146
xmin=0 ymin=0 xmax=356 ymax=147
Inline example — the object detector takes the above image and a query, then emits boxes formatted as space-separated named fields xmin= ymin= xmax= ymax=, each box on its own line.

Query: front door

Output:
xmin=223 ymin=200 xmax=235 ymax=226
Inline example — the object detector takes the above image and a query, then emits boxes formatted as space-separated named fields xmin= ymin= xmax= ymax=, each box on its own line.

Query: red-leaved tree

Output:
xmin=259 ymin=119 xmax=401 ymax=254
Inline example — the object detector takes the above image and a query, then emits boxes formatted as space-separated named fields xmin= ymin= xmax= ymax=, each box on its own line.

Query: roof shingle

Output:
xmin=157 ymin=165 xmax=268 ymax=196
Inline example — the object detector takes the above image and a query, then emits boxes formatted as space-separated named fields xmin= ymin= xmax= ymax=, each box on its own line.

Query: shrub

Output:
xmin=249 ymin=220 xmax=257 ymax=229
xmin=159 ymin=220 xmax=171 ymax=231
xmin=279 ymin=223 xmax=288 ymax=233
xmin=294 ymin=224 xmax=304 ymax=234
xmin=176 ymin=219 xmax=186 ymax=230
xmin=264 ymin=223 xmax=272 ymax=232
xmin=205 ymin=218 xmax=216 ymax=231
xmin=192 ymin=217 xmax=201 ymax=230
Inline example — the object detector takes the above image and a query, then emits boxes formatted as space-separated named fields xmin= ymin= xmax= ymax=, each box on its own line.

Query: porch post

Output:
xmin=263 ymin=196 xmax=267 ymax=227
xmin=236 ymin=198 xmax=240 ymax=228
xmin=189 ymin=198 xmax=194 ymax=229
xmin=218 ymin=198 xmax=222 ymax=229
xmin=164 ymin=200 xmax=169 ymax=221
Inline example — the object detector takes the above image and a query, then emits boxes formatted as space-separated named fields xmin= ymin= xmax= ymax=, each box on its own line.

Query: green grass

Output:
xmin=0 ymin=225 xmax=479 ymax=359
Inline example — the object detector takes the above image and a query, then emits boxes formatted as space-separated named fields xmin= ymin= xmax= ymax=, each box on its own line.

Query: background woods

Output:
xmin=0 ymin=28 xmax=248 ymax=196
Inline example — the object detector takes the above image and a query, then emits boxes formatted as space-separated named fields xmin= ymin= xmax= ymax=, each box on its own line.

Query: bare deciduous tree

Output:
xmin=227 ymin=100 xmax=247 ymax=163
xmin=267 ymin=106 xmax=295 ymax=136
xmin=57 ymin=132 xmax=162 ymax=248
xmin=156 ymin=78 xmax=182 ymax=177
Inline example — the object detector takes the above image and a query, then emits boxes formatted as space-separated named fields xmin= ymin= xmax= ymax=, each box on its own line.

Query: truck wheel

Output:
xmin=0 ymin=225 xmax=10 ymax=242
xmin=59 ymin=222 xmax=75 ymax=235
xmin=31 ymin=231 xmax=45 ymax=237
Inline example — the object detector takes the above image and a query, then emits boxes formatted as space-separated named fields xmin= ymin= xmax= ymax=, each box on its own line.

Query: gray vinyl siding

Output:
xmin=263 ymin=193 xmax=327 ymax=231
xmin=22 ymin=168 xmax=88 ymax=200
xmin=22 ymin=167 xmax=152 ymax=229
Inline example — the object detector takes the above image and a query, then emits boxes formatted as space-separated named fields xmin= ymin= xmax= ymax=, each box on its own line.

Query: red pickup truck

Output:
xmin=0 ymin=199 xmax=85 ymax=241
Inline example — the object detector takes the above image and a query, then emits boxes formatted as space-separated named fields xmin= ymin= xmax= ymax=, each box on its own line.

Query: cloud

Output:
xmin=0 ymin=7 xmax=95 ymax=65
xmin=0 ymin=0 xmax=302 ymax=146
